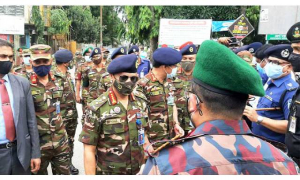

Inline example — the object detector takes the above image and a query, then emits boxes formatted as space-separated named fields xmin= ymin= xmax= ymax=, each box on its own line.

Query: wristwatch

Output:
xmin=257 ymin=116 xmax=264 ymax=124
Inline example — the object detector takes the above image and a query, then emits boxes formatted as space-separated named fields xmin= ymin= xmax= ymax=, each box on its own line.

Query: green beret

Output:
xmin=193 ymin=40 xmax=265 ymax=97
xmin=82 ymin=47 xmax=93 ymax=56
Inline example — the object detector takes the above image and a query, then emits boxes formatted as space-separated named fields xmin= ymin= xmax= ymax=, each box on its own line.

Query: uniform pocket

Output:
xmin=102 ymin=118 xmax=127 ymax=145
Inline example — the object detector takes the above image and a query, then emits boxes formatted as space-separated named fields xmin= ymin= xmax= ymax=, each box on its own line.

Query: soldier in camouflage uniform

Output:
xmin=168 ymin=43 xmax=197 ymax=136
xmin=74 ymin=50 xmax=85 ymax=69
xmin=28 ymin=44 xmax=70 ymax=175
xmin=101 ymin=47 xmax=110 ymax=69
xmin=13 ymin=49 xmax=33 ymax=79
xmin=136 ymin=47 xmax=184 ymax=148
xmin=142 ymin=40 xmax=299 ymax=175
xmin=75 ymin=47 xmax=93 ymax=124
xmin=53 ymin=49 xmax=79 ymax=175
xmin=83 ymin=48 xmax=107 ymax=104
xmin=98 ymin=47 xmax=127 ymax=93
xmin=79 ymin=54 xmax=153 ymax=175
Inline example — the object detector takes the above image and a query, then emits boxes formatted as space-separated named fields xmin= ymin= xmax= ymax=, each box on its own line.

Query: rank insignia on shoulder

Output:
xmin=31 ymin=74 xmax=37 ymax=84
xmin=109 ymin=91 xmax=118 ymax=105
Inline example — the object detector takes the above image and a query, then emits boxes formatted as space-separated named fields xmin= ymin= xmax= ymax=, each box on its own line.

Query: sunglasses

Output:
xmin=119 ymin=75 xmax=139 ymax=83
xmin=186 ymin=91 xmax=203 ymax=120
xmin=92 ymin=55 xmax=101 ymax=59
xmin=34 ymin=59 xmax=50 ymax=65
xmin=0 ymin=54 xmax=14 ymax=60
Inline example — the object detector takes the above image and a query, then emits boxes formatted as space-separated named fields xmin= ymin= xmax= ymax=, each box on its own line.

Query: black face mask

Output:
xmin=113 ymin=80 xmax=136 ymax=96
xmin=288 ymin=53 xmax=300 ymax=72
xmin=0 ymin=61 xmax=12 ymax=75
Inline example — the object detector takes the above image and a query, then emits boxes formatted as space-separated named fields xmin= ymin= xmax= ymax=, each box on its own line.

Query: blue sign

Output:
xmin=212 ymin=20 xmax=235 ymax=32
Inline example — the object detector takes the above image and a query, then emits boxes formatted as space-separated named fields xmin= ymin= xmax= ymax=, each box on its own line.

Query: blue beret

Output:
xmin=54 ymin=49 xmax=73 ymax=63
xmin=128 ymin=45 xmax=139 ymax=54
xmin=254 ymin=44 xmax=273 ymax=60
xmin=287 ymin=22 xmax=300 ymax=43
xmin=247 ymin=42 xmax=263 ymax=54
xmin=153 ymin=47 xmax=182 ymax=65
xmin=180 ymin=44 xmax=197 ymax=55
xmin=264 ymin=44 xmax=293 ymax=61
xmin=111 ymin=47 xmax=127 ymax=60
xmin=107 ymin=54 xmax=138 ymax=74
xmin=90 ymin=48 xmax=101 ymax=58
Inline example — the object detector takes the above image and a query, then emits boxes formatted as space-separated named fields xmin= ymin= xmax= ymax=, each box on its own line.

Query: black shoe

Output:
xmin=70 ymin=164 xmax=79 ymax=175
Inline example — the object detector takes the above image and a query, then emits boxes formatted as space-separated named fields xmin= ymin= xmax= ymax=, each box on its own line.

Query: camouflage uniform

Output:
xmin=168 ymin=71 xmax=193 ymax=133
xmin=53 ymin=66 xmax=78 ymax=160
xmin=98 ymin=71 xmax=112 ymax=92
xmin=142 ymin=120 xmax=299 ymax=175
xmin=74 ymin=57 xmax=85 ymax=69
xmin=82 ymin=64 xmax=107 ymax=104
xmin=136 ymin=70 xmax=176 ymax=147
xmin=75 ymin=62 xmax=93 ymax=124
xmin=79 ymin=87 xmax=148 ymax=175
xmin=28 ymin=72 xmax=70 ymax=175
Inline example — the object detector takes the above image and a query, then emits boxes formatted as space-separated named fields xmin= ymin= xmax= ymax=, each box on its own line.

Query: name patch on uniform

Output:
xmin=289 ymin=116 xmax=297 ymax=133
xmin=105 ymin=118 xmax=122 ymax=124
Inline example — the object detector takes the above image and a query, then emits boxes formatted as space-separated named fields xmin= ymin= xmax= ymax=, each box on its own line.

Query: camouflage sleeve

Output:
xmin=79 ymin=108 xmax=100 ymax=146
xmin=75 ymin=64 xmax=82 ymax=80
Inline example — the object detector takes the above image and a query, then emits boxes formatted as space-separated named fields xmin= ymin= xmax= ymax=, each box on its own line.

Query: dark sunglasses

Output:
xmin=186 ymin=91 xmax=203 ymax=120
xmin=34 ymin=59 xmax=50 ymax=65
xmin=119 ymin=75 xmax=139 ymax=83
xmin=0 ymin=54 xmax=14 ymax=60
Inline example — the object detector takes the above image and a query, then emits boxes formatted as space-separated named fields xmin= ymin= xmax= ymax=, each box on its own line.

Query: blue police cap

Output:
xmin=54 ymin=49 xmax=73 ymax=63
xmin=247 ymin=42 xmax=263 ymax=54
xmin=180 ymin=44 xmax=197 ymax=55
xmin=234 ymin=45 xmax=249 ymax=54
xmin=264 ymin=44 xmax=293 ymax=61
xmin=128 ymin=45 xmax=139 ymax=54
xmin=254 ymin=44 xmax=273 ymax=60
xmin=90 ymin=47 xmax=101 ymax=58
xmin=111 ymin=47 xmax=127 ymax=60
xmin=153 ymin=47 xmax=182 ymax=66
xmin=107 ymin=54 xmax=138 ymax=74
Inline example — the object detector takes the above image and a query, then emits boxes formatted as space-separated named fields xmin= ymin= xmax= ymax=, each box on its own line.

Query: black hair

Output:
xmin=0 ymin=39 xmax=13 ymax=49
xmin=192 ymin=81 xmax=248 ymax=118
xmin=153 ymin=61 xmax=163 ymax=68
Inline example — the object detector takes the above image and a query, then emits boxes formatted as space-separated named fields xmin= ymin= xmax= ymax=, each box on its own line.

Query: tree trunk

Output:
xmin=149 ymin=36 xmax=158 ymax=63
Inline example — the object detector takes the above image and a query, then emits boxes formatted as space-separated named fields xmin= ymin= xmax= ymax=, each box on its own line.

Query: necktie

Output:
xmin=0 ymin=79 xmax=15 ymax=142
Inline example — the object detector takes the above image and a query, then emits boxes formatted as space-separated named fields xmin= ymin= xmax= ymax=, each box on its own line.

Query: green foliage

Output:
xmin=31 ymin=6 xmax=45 ymax=44
xmin=48 ymin=9 xmax=71 ymax=36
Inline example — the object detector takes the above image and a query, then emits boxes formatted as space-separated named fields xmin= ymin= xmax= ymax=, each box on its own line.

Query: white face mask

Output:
xmin=23 ymin=57 xmax=31 ymax=65
xmin=85 ymin=56 xmax=91 ymax=62
xmin=166 ymin=67 xmax=178 ymax=79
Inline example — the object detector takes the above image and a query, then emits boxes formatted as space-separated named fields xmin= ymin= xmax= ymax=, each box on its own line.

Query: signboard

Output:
xmin=228 ymin=14 xmax=254 ymax=41
xmin=0 ymin=6 xmax=25 ymax=35
xmin=266 ymin=34 xmax=288 ymax=41
xmin=212 ymin=20 xmax=234 ymax=32
xmin=258 ymin=6 xmax=300 ymax=35
xmin=158 ymin=19 xmax=212 ymax=46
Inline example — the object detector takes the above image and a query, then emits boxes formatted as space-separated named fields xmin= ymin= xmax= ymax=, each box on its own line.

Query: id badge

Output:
xmin=56 ymin=101 xmax=60 ymax=114
xmin=289 ymin=116 xmax=297 ymax=133
xmin=167 ymin=95 xmax=174 ymax=105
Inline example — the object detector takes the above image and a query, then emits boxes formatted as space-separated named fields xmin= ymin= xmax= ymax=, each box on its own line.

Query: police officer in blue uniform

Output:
xmin=128 ymin=45 xmax=151 ymax=78
xmin=254 ymin=44 xmax=274 ymax=85
xmin=285 ymin=22 xmax=300 ymax=167
xmin=243 ymin=44 xmax=299 ymax=143
xmin=234 ymin=42 xmax=263 ymax=54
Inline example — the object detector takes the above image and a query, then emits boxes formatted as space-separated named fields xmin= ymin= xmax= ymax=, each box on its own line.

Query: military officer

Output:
xmin=83 ymin=48 xmax=107 ymax=104
xmin=285 ymin=22 xmax=300 ymax=167
xmin=136 ymin=47 xmax=184 ymax=148
xmin=168 ymin=43 xmax=197 ymax=136
xmin=128 ymin=45 xmax=151 ymax=78
xmin=79 ymin=54 xmax=153 ymax=175
xmin=141 ymin=40 xmax=299 ymax=175
xmin=74 ymin=50 xmax=84 ymax=69
xmin=98 ymin=47 xmax=127 ymax=94
xmin=101 ymin=47 xmax=110 ymax=68
xmin=53 ymin=49 xmax=79 ymax=175
xmin=28 ymin=44 xmax=70 ymax=175
xmin=243 ymin=44 xmax=299 ymax=144
xmin=13 ymin=49 xmax=33 ymax=78
xmin=75 ymin=47 xmax=93 ymax=124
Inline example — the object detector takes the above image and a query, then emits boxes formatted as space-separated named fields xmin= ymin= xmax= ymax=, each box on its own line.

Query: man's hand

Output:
xmin=243 ymin=105 xmax=259 ymax=123
xmin=174 ymin=123 xmax=184 ymax=137
xmin=31 ymin=158 xmax=41 ymax=173
xmin=143 ymin=143 xmax=154 ymax=155
xmin=76 ymin=94 xmax=81 ymax=103
xmin=218 ymin=37 xmax=231 ymax=47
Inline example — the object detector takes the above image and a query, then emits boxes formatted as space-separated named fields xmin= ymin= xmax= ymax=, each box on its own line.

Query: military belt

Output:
xmin=0 ymin=140 xmax=17 ymax=149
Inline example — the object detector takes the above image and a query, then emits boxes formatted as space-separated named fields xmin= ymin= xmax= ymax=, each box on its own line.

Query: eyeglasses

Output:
xmin=0 ymin=54 xmax=14 ymax=61
xmin=34 ymin=59 xmax=50 ymax=65
xmin=119 ymin=75 xmax=139 ymax=83
xmin=265 ymin=58 xmax=290 ymax=66
xmin=186 ymin=91 xmax=203 ymax=120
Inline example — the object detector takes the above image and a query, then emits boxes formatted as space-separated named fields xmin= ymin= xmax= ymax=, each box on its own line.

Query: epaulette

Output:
xmin=284 ymin=82 xmax=299 ymax=91
xmin=30 ymin=73 xmax=38 ymax=84
xmin=138 ymin=76 xmax=150 ymax=86
xmin=133 ymin=89 xmax=147 ymax=101
xmin=108 ymin=90 xmax=118 ymax=106
xmin=88 ymin=94 xmax=108 ymax=112
xmin=101 ymin=72 xmax=109 ymax=78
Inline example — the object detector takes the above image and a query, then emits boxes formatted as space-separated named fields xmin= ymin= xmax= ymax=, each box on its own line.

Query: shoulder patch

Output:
xmin=138 ymin=76 xmax=150 ymax=86
xmin=88 ymin=94 xmax=108 ymax=111
xmin=284 ymin=81 xmax=299 ymax=91
xmin=101 ymin=72 xmax=109 ymax=78
xmin=133 ymin=89 xmax=147 ymax=101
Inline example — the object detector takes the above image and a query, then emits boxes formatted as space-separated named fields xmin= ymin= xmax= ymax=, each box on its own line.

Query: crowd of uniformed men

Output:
xmin=0 ymin=22 xmax=300 ymax=175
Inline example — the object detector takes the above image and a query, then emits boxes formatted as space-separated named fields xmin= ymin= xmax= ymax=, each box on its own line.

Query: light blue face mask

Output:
xmin=85 ymin=56 xmax=91 ymax=62
xmin=23 ymin=57 xmax=31 ymax=65
xmin=166 ymin=67 xmax=178 ymax=79
xmin=264 ymin=62 xmax=287 ymax=79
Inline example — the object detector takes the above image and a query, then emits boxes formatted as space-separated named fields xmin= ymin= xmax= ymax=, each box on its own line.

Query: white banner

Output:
xmin=0 ymin=15 xmax=25 ymax=35
xmin=158 ymin=19 xmax=212 ymax=46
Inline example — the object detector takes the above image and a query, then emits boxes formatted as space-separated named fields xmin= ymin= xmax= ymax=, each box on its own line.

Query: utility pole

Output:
xmin=100 ymin=6 xmax=103 ymax=48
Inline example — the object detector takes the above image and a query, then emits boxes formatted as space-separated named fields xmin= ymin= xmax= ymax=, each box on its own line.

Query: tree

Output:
xmin=31 ymin=6 xmax=45 ymax=44
xmin=48 ymin=8 xmax=71 ymax=47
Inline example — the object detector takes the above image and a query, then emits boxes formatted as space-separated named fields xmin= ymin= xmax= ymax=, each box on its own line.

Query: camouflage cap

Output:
xmin=29 ymin=44 xmax=52 ymax=61
xmin=22 ymin=49 xmax=31 ymax=56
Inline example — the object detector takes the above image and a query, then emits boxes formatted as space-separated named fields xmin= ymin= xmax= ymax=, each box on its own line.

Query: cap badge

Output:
xmin=95 ymin=49 xmax=98 ymax=53
xmin=133 ymin=49 xmax=136 ymax=52
xmin=281 ymin=49 xmax=290 ymax=58
xmin=189 ymin=47 xmax=193 ymax=52
xmin=249 ymin=48 xmax=254 ymax=53
xmin=121 ymin=48 xmax=125 ymax=53
xmin=293 ymin=27 xmax=300 ymax=38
